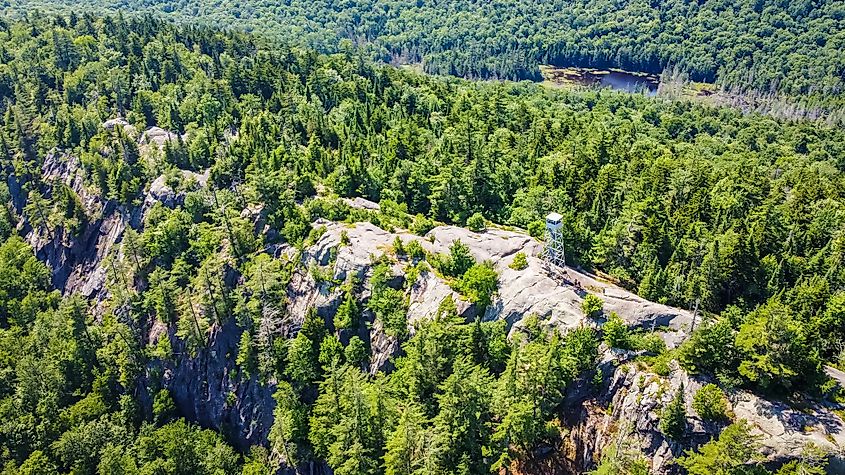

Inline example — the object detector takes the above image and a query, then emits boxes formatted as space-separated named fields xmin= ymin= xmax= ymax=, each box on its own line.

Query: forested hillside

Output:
xmin=0 ymin=12 xmax=843 ymax=474
xmin=4 ymin=0 xmax=845 ymax=115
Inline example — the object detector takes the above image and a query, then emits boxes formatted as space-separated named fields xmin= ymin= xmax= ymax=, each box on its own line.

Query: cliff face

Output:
xmin=11 ymin=139 xmax=845 ymax=472
xmin=562 ymin=356 xmax=845 ymax=473
xmin=149 ymin=319 xmax=278 ymax=450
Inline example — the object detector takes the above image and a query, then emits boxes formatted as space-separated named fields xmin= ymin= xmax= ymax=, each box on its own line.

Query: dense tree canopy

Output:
xmin=4 ymin=0 xmax=845 ymax=115
xmin=0 ymin=10 xmax=842 ymax=474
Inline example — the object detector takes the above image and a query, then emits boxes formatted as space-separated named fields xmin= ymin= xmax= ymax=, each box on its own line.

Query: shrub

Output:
xmin=467 ymin=212 xmax=486 ymax=232
xmin=370 ymin=262 xmax=408 ymax=338
xmin=440 ymin=239 xmax=475 ymax=277
xmin=527 ymin=220 xmax=545 ymax=239
xmin=153 ymin=389 xmax=176 ymax=424
xmin=629 ymin=332 xmax=667 ymax=354
xmin=455 ymin=262 xmax=499 ymax=308
xmin=405 ymin=240 xmax=425 ymax=260
xmin=651 ymin=353 xmax=672 ymax=377
xmin=392 ymin=236 xmax=405 ymax=255
xmin=509 ymin=252 xmax=528 ymax=271
xmin=410 ymin=213 xmax=434 ymax=235
xmin=602 ymin=312 xmax=629 ymax=349
xmin=345 ymin=336 xmax=369 ymax=368
xmin=692 ymin=384 xmax=729 ymax=422
xmin=582 ymin=293 xmax=603 ymax=317
xmin=334 ymin=292 xmax=358 ymax=329
xmin=677 ymin=421 xmax=762 ymax=474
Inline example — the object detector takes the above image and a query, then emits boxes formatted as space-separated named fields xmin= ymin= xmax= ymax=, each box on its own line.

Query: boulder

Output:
xmin=343 ymin=196 xmax=380 ymax=211
xmin=140 ymin=126 xmax=181 ymax=149
xmin=407 ymin=270 xmax=474 ymax=323
xmin=140 ymin=169 xmax=210 ymax=221
xmin=102 ymin=117 xmax=138 ymax=137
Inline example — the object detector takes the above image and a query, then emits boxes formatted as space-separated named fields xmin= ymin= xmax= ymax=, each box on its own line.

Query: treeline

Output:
xmin=4 ymin=0 xmax=845 ymax=114
xmin=0 ymin=12 xmax=844 ymax=473
xmin=2 ymin=11 xmax=845 ymax=379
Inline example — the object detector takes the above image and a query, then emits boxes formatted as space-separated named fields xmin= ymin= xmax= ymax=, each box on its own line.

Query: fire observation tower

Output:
xmin=542 ymin=212 xmax=566 ymax=277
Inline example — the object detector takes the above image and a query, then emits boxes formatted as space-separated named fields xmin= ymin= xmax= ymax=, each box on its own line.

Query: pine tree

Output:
xmin=384 ymin=404 xmax=429 ymax=475
xmin=660 ymin=385 xmax=687 ymax=441
xmin=269 ymin=381 xmax=307 ymax=468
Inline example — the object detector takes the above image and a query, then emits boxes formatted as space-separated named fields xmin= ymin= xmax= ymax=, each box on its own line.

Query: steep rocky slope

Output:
xmin=564 ymin=358 xmax=845 ymax=472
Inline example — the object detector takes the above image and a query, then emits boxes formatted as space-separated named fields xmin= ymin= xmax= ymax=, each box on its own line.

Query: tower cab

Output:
xmin=545 ymin=212 xmax=563 ymax=233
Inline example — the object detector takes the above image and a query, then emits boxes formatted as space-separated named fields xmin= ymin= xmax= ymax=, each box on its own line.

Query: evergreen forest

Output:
xmin=0 ymin=10 xmax=842 ymax=475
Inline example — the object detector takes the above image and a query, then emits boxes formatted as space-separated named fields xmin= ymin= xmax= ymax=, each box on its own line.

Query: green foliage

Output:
xmin=774 ymin=444 xmax=829 ymax=475
xmin=527 ymin=221 xmax=545 ymax=239
xmin=241 ymin=447 xmax=276 ymax=475
xmin=581 ymin=294 xmax=603 ymax=318
xmin=369 ymin=262 xmax=409 ymax=338
xmin=628 ymin=332 xmax=667 ymax=354
xmin=345 ymin=336 xmax=369 ymax=369
xmin=269 ymin=381 xmax=308 ymax=467
xmin=335 ymin=291 xmax=359 ymax=330
xmin=0 ymin=236 xmax=57 ymax=328
xmin=454 ymin=262 xmax=499 ymax=309
xmin=0 ymin=10 xmax=843 ymax=474
xmin=602 ymin=312 xmax=630 ymax=349
xmin=18 ymin=451 xmax=56 ymax=475
xmin=437 ymin=240 xmax=476 ymax=278
xmin=692 ymin=384 xmax=729 ymax=422
xmin=659 ymin=385 xmax=686 ymax=441
xmin=24 ymin=0 xmax=845 ymax=117
xmin=286 ymin=333 xmax=320 ymax=389
xmin=409 ymin=214 xmax=435 ymax=236
xmin=142 ymin=207 xmax=192 ymax=268
xmin=677 ymin=421 xmax=766 ymax=475
xmin=319 ymin=334 xmax=345 ymax=370
xmin=430 ymin=356 xmax=494 ymax=473
xmin=132 ymin=419 xmax=241 ymax=473
xmin=509 ymin=252 xmax=528 ymax=271
xmin=735 ymin=300 xmax=824 ymax=393
xmin=590 ymin=436 xmax=649 ymax=475
xmin=405 ymin=240 xmax=426 ymax=261
xmin=491 ymin=330 xmax=583 ymax=468
xmin=309 ymin=365 xmax=386 ymax=475
xmin=384 ymin=403 xmax=429 ymax=475
xmin=466 ymin=213 xmax=485 ymax=232
xmin=679 ymin=318 xmax=740 ymax=384
xmin=152 ymin=389 xmax=176 ymax=425
xmin=392 ymin=236 xmax=405 ymax=256
xmin=237 ymin=330 xmax=257 ymax=379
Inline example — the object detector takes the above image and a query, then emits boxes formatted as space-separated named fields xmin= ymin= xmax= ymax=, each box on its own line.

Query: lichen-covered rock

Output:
xmin=343 ymin=196 xmax=380 ymax=211
xmin=369 ymin=316 xmax=399 ymax=374
xmin=140 ymin=169 xmax=208 ymax=218
xmin=564 ymin=356 xmax=845 ymax=473
xmin=732 ymin=392 xmax=845 ymax=460
xmin=407 ymin=270 xmax=474 ymax=324
xmin=102 ymin=117 xmax=138 ymax=138
xmin=426 ymin=225 xmax=539 ymax=263
xmin=140 ymin=126 xmax=181 ymax=149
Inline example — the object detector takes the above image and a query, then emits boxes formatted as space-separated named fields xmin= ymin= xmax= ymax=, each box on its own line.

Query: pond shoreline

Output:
xmin=540 ymin=65 xmax=661 ymax=95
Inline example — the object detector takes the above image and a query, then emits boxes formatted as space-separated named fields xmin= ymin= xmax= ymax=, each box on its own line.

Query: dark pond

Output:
xmin=543 ymin=66 xmax=660 ymax=96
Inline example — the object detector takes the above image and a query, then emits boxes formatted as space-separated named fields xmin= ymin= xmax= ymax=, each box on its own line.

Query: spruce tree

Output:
xmin=660 ymin=384 xmax=687 ymax=441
